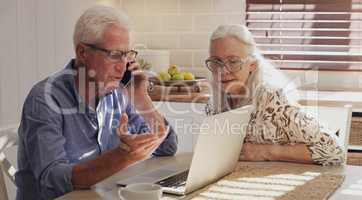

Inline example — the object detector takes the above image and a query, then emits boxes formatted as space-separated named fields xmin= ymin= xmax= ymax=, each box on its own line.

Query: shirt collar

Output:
xmin=62 ymin=59 xmax=97 ymax=115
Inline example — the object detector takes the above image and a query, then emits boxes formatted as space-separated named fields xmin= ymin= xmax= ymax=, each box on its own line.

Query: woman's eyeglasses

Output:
xmin=82 ymin=43 xmax=138 ymax=62
xmin=205 ymin=57 xmax=247 ymax=73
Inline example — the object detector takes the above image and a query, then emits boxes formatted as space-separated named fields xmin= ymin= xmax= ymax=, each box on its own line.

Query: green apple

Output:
xmin=168 ymin=65 xmax=180 ymax=76
xmin=182 ymin=71 xmax=195 ymax=80
xmin=157 ymin=71 xmax=171 ymax=81
xmin=171 ymin=73 xmax=184 ymax=81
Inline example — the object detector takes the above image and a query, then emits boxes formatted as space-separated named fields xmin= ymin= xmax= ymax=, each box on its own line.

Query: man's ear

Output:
xmin=76 ymin=44 xmax=87 ymax=62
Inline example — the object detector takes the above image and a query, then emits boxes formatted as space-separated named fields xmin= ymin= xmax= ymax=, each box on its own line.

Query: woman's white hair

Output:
xmin=209 ymin=24 xmax=299 ymax=113
xmin=73 ymin=5 xmax=130 ymax=49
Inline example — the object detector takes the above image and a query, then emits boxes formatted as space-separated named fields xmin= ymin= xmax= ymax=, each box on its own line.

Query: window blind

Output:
xmin=246 ymin=0 xmax=362 ymax=71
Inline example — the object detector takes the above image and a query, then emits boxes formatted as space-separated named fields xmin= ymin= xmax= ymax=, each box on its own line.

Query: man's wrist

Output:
xmin=117 ymin=146 xmax=136 ymax=164
xmin=133 ymin=90 xmax=150 ymax=100
xmin=134 ymin=95 xmax=153 ymax=111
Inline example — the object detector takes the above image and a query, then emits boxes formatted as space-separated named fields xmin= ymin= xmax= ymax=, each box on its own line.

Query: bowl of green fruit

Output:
xmin=148 ymin=65 xmax=206 ymax=92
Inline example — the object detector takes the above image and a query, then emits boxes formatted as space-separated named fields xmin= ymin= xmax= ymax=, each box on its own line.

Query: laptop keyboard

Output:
xmin=156 ymin=170 xmax=189 ymax=188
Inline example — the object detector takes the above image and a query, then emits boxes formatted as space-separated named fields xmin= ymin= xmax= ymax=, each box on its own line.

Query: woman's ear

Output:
xmin=249 ymin=60 xmax=258 ymax=73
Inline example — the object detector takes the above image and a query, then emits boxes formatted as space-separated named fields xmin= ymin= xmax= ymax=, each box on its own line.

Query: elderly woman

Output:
xmin=205 ymin=24 xmax=344 ymax=166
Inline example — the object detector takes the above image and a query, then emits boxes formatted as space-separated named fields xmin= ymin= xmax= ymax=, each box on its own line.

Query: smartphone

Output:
xmin=120 ymin=62 xmax=133 ymax=87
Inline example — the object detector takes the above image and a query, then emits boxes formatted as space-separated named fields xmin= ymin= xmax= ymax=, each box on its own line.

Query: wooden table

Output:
xmin=56 ymin=153 xmax=362 ymax=200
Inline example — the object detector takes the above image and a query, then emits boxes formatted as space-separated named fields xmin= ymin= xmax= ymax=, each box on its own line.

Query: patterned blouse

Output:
xmin=206 ymin=84 xmax=345 ymax=166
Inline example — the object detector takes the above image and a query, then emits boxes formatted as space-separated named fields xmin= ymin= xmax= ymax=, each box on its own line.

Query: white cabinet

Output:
xmin=153 ymin=101 xmax=207 ymax=153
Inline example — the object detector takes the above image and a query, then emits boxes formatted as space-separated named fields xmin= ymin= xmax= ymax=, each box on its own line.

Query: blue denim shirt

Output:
xmin=15 ymin=60 xmax=178 ymax=200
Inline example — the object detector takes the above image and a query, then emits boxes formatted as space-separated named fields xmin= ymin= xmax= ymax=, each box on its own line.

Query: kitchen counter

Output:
xmin=149 ymin=85 xmax=362 ymax=112
xmin=298 ymin=90 xmax=362 ymax=112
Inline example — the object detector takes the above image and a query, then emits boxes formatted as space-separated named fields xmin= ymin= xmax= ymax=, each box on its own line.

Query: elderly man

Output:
xmin=15 ymin=5 xmax=177 ymax=200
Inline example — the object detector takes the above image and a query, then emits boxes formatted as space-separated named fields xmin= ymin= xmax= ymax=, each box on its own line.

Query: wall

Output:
xmin=120 ymin=0 xmax=245 ymax=73
xmin=0 ymin=0 xmax=100 ymax=128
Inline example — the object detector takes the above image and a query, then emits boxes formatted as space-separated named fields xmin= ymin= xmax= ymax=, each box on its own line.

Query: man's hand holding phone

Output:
xmin=120 ymin=52 xmax=168 ymax=139
xmin=122 ymin=60 xmax=149 ymax=99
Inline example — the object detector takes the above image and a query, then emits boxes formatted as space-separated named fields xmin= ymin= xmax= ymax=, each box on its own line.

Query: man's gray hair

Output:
xmin=73 ymin=5 xmax=130 ymax=49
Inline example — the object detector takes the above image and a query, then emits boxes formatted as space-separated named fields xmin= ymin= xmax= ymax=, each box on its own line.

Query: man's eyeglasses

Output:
xmin=82 ymin=43 xmax=138 ymax=62
xmin=205 ymin=57 xmax=247 ymax=73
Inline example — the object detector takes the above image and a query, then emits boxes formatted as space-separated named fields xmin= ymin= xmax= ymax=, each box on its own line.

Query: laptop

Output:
xmin=117 ymin=106 xmax=252 ymax=195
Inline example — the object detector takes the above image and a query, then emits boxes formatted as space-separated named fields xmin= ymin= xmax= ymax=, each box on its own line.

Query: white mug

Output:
xmin=118 ymin=183 xmax=162 ymax=200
